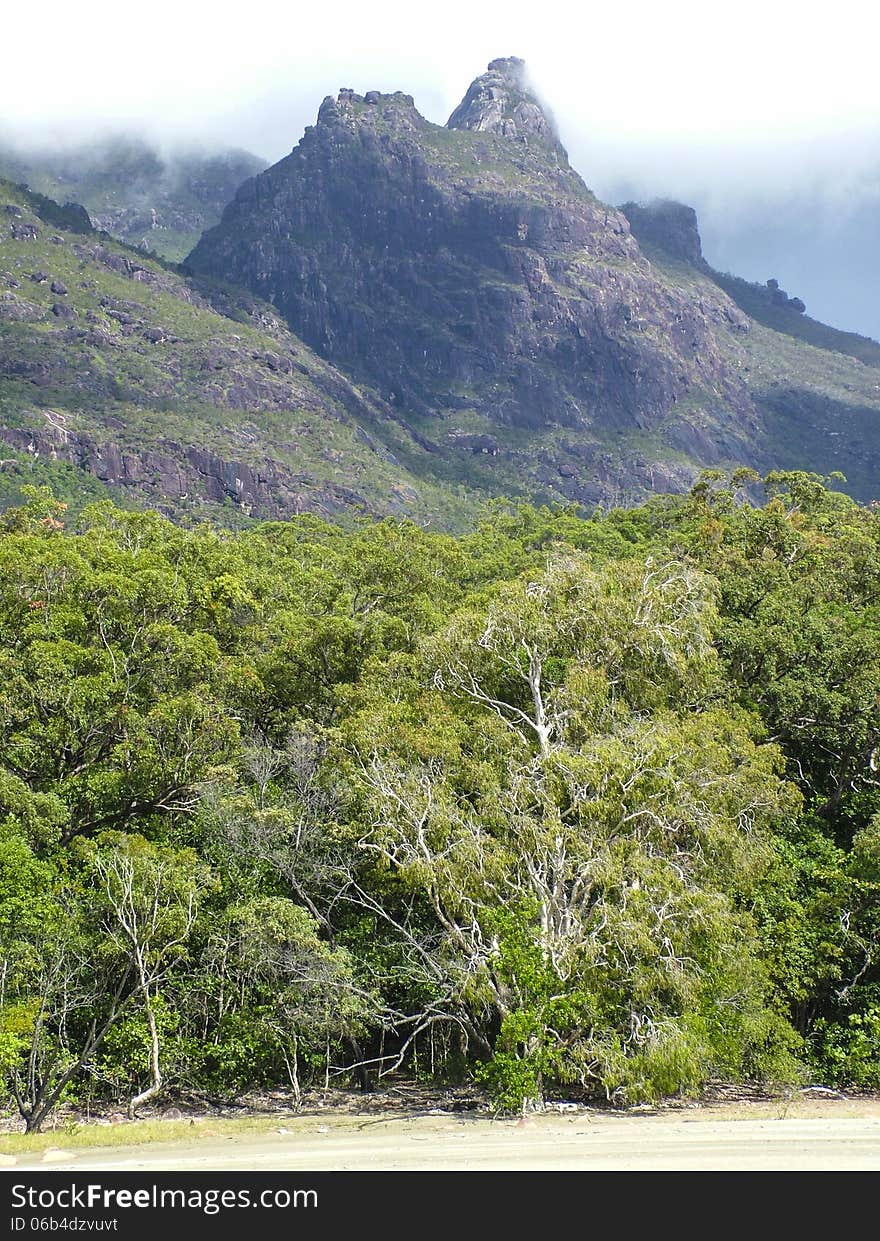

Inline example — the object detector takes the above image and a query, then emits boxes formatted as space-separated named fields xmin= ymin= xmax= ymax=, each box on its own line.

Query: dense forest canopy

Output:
xmin=2 ymin=470 xmax=879 ymax=1129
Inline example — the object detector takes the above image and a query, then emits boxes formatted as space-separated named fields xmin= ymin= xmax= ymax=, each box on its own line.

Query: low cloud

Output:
xmin=3 ymin=0 xmax=877 ymax=336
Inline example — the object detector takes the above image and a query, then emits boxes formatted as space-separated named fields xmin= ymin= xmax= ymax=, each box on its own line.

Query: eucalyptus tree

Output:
xmin=2 ymin=829 xmax=211 ymax=1130
xmin=81 ymin=833 xmax=212 ymax=1117
xmin=348 ymin=552 xmax=801 ymax=1106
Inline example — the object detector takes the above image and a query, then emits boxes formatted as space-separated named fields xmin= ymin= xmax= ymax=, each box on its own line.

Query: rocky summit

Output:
xmin=446 ymin=56 xmax=563 ymax=148
xmin=185 ymin=57 xmax=880 ymax=507
xmin=2 ymin=58 xmax=880 ymax=522
xmin=186 ymin=57 xmax=741 ymax=437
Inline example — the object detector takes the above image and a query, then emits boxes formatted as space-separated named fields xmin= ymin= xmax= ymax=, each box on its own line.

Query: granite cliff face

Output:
xmin=186 ymin=59 xmax=761 ymax=490
xmin=4 ymin=61 xmax=880 ymax=520
xmin=620 ymin=200 xmax=707 ymax=269
xmin=446 ymin=56 xmax=563 ymax=148
xmin=185 ymin=61 xmax=880 ymax=503
xmin=622 ymin=197 xmax=880 ymax=369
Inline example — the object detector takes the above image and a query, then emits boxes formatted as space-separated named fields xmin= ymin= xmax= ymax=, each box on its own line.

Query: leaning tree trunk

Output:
xmin=129 ymin=961 xmax=162 ymax=1118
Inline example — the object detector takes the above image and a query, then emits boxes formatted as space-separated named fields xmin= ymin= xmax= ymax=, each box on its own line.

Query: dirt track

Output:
xmin=12 ymin=1099 xmax=880 ymax=1171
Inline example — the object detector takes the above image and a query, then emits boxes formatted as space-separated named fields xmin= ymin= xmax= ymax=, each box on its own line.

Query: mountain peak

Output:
xmin=447 ymin=57 xmax=563 ymax=151
xmin=317 ymin=87 xmax=418 ymax=125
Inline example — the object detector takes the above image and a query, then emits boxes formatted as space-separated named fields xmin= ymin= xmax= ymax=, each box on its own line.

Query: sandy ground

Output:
xmin=10 ymin=1099 xmax=880 ymax=1171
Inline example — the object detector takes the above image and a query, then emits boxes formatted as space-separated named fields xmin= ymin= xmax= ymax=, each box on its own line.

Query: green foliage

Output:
xmin=96 ymin=995 xmax=181 ymax=1092
xmin=1 ymin=474 xmax=880 ymax=1123
xmin=709 ymin=269 xmax=880 ymax=368
xmin=813 ymin=1005 xmax=880 ymax=1087
xmin=347 ymin=550 xmax=803 ymax=1107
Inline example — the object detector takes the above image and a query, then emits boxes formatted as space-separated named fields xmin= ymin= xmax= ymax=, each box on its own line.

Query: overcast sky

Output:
xmin=4 ymin=0 xmax=879 ymax=334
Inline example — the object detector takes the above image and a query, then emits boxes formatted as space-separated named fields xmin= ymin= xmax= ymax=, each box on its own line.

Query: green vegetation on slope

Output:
xmin=639 ymin=247 xmax=880 ymax=503
xmin=0 ymin=177 xmax=481 ymax=528
xmin=2 ymin=472 xmax=880 ymax=1129
xmin=708 ymin=268 xmax=880 ymax=369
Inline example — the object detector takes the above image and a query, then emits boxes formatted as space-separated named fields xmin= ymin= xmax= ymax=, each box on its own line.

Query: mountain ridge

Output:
xmin=620 ymin=197 xmax=880 ymax=368
xmin=185 ymin=57 xmax=880 ymax=505
xmin=1 ymin=59 xmax=879 ymax=521
xmin=0 ymin=176 xmax=476 ymax=525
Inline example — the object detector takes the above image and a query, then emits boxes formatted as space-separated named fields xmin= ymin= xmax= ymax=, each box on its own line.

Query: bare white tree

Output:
xmin=9 ymin=911 xmax=133 ymax=1133
xmin=349 ymin=552 xmax=791 ymax=1105
xmin=91 ymin=837 xmax=205 ymax=1117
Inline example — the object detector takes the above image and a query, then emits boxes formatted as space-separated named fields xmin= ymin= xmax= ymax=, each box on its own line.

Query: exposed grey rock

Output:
xmin=187 ymin=70 xmax=747 ymax=445
xmin=0 ymin=292 xmax=44 ymax=321
xmin=84 ymin=329 xmax=114 ymax=348
xmin=451 ymin=433 xmax=501 ymax=455
xmin=447 ymin=57 xmax=563 ymax=152
xmin=620 ymin=200 xmax=706 ymax=267
xmin=0 ymin=424 xmax=382 ymax=519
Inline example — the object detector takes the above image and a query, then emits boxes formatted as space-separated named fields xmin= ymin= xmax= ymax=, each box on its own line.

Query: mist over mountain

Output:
xmin=1 ymin=55 xmax=879 ymax=524
xmin=185 ymin=57 xmax=880 ymax=506
xmin=697 ymin=192 xmax=880 ymax=343
xmin=5 ymin=11 xmax=880 ymax=1134
xmin=0 ymin=135 xmax=266 ymax=261
xmin=2 ymin=2 xmax=876 ymax=343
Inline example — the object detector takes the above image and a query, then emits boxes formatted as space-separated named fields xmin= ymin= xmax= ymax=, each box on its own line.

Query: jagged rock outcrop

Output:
xmin=446 ymin=56 xmax=562 ymax=150
xmin=187 ymin=60 xmax=754 ymax=459
xmin=0 ymin=423 xmax=388 ymax=518
xmin=6 ymin=65 xmax=880 ymax=518
xmin=620 ymin=199 xmax=706 ymax=268
xmin=623 ymin=197 xmax=880 ymax=371
xmin=0 ymin=178 xmax=444 ymax=522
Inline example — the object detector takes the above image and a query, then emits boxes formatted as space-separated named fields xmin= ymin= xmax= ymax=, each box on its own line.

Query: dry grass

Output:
xmin=4 ymin=1087 xmax=880 ymax=1158
xmin=0 ymin=1112 xmax=314 ymax=1157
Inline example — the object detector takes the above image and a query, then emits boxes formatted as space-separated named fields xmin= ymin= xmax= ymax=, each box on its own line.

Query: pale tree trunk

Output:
xmin=528 ymin=654 xmax=552 ymax=756
xmin=283 ymin=1035 xmax=300 ymax=1108
xmin=15 ymin=966 xmax=133 ymax=1133
xmin=128 ymin=954 xmax=162 ymax=1118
